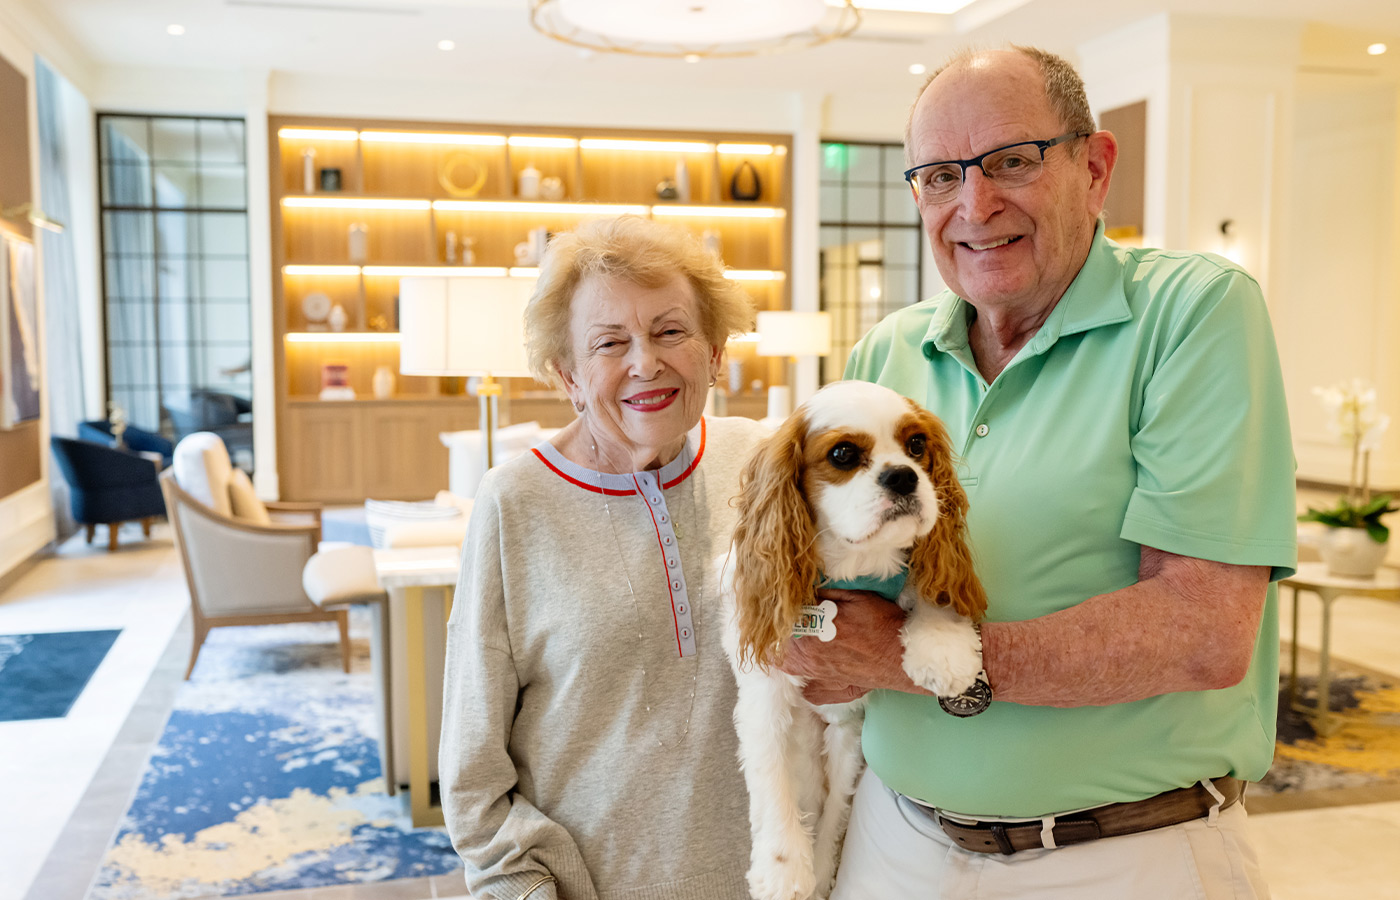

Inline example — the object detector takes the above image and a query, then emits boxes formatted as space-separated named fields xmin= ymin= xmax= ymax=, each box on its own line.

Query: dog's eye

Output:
xmin=827 ymin=442 xmax=861 ymax=470
xmin=905 ymin=434 xmax=927 ymax=457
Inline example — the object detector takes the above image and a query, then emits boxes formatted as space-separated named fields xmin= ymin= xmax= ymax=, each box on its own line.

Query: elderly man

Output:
xmin=784 ymin=46 xmax=1296 ymax=898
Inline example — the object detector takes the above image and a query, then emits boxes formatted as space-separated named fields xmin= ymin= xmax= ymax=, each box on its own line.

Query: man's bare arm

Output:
xmin=782 ymin=546 xmax=1270 ymax=708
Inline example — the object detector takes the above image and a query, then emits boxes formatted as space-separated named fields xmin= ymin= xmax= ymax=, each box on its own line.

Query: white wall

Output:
xmin=1282 ymin=82 xmax=1400 ymax=486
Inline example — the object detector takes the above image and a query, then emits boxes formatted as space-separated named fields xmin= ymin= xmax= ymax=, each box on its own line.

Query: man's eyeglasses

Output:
xmin=903 ymin=131 xmax=1090 ymax=206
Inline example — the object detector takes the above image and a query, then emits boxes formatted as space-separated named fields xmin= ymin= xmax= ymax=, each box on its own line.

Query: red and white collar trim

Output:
xmin=531 ymin=418 xmax=707 ymax=495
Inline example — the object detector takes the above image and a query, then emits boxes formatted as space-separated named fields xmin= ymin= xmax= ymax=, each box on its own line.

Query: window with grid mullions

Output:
xmin=818 ymin=141 xmax=924 ymax=384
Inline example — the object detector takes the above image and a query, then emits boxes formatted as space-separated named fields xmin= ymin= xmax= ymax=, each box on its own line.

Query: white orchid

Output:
xmin=1301 ymin=379 xmax=1398 ymax=541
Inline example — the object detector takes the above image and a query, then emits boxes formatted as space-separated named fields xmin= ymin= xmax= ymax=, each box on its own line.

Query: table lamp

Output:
xmin=756 ymin=310 xmax=832 ymax=419
xmin=398 ymin=274 xmax=536 ymax=470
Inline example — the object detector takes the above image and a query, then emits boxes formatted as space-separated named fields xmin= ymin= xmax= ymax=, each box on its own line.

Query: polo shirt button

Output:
xmin=975 ymin=423 xmax=989 ymax=437
xmin=663 ymin=536 xmax=673 ymax=545
xmin=668 ymin=558 xmax=677 ymax=568
xmin=672 ymin=580 xmax=682 ymax=590
xmin=651 ymin=496 xmax=661 ymax=504
xmin=681 ymin=628 xmax=691 ymax=639
xmin=677 ymin=604 xmax=686 ymax=614
xmin=659 ymin=515 xmax=668 ymax=523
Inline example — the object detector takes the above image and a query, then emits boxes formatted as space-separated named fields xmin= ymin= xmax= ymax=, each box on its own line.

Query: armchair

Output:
xmin=50 ymin=436 xmax=166 ymax=551
xmin=162 ymin=432 xmax=350 ymax=679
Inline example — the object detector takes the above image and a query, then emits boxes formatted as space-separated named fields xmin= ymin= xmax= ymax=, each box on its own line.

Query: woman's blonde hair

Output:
xmin=524 ymin=215 xmax=755 ymax=388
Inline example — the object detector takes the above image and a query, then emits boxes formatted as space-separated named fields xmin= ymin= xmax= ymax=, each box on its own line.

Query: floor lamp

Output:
xmin=398 ymin=274 xmax=536 ymax=471
xmin=756 ymin=310 xmax=832 ymax=420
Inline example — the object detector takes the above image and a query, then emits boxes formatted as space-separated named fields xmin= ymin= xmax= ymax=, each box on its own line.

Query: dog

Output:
xmin=719 ymin=380 xmax=988 ymax=900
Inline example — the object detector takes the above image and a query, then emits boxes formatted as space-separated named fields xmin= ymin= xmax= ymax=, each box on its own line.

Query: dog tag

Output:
xmin=938 ymin=672 xmax=992 ymax=717
xmin=792 ymin=600 xmax=838 ymax=641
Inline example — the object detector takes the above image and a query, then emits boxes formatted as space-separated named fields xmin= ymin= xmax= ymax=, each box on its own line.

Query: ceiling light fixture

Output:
xmin=529 ymin=0 xmax=860 ymax=60
xmin=1368 ymin=43 xmax=1387 ymax=56
xmin=826 ymin=0 xmax=974 ymax=11
xmin=909 ymin=62 xmax=926 ymax=75
xmin=438 ymin=39 xmax=456 ymax=51
xmin=167 ymin=24 xmax=185 ymax=36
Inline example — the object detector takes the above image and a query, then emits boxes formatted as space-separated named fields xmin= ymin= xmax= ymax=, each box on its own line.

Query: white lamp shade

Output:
xmin=398 ymin=275 xmax=536 ymax=377
xmin=756 ymin=310 xmax=832 ymax=357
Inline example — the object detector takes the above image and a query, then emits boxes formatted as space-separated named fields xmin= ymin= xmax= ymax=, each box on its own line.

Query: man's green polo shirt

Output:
xmin=844 ymin=225 xmax=1297 ymax=818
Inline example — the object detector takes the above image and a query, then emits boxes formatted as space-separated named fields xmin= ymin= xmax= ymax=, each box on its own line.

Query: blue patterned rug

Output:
xmin=88 ymin=618 xmax=462 ymax=898
xmin=0 ymin=629 xmax=121 ymax=721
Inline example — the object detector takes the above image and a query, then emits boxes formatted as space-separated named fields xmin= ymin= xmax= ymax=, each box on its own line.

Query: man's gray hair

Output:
xmin=903 ymin=45 xmax=1097 ymax=166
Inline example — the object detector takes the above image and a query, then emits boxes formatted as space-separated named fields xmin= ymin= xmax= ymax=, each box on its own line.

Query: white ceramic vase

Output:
xmin=1319 ymin=527 xmax=1389 ymax=579
xmin=372 ymin=365 xmax=395 ymax=399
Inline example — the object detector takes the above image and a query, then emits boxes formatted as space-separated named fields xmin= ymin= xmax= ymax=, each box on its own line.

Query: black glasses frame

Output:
xmin=903 ymin=131 xmax=1091 ymax=201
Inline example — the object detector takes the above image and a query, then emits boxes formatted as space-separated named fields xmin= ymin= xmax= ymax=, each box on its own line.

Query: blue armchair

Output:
xmin=78 ymin=420 xmax=174 ymax=468
xmin=50 ymin=436 xmax=167 ymax=550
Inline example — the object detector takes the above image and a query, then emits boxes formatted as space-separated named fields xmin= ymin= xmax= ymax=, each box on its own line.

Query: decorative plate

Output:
xmin=302 ymin=291 xmax=331 ymax=323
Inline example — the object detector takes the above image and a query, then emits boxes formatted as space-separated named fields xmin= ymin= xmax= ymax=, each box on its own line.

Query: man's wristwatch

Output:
xmin=938 ymin=672 xmax=992 ymax=717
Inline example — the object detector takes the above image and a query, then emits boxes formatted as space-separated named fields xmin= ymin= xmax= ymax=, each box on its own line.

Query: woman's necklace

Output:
xmin=593 ymin=433 xmax=700 ymax=750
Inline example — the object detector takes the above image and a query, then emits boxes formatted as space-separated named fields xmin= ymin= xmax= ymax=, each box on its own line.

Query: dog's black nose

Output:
xmin=879 ymin=465 xmax=919 ymax=496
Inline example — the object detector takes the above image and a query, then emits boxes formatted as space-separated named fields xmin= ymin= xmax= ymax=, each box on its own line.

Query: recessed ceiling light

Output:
xmin=909 ymin=62 xmax=927 ymax=75
xmin=684 ymin=53 xmax=702 ymax=63
xmin=1367 ymin=43 xmax=1387 ymax=56
xmin=438 ymin=39 xmax=455 ymax=51
xmin=167 ymin=24 xmax=185 ymax=36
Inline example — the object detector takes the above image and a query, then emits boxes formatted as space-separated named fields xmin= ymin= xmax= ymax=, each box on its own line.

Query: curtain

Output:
xmin=35 ymin=58 xmax=87 ymax=538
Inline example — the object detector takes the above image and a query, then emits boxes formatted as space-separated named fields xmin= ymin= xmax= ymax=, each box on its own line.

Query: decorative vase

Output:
xmin=372 ymin=365 xmax=396 ymax=399
xmin=1319 ymin=527 xmax=1389 ymax=579
xmin=518 ymin=163 xmax=541 ymax=199
xmin=328 ymin=303 xmax=349 ymax=333
xmin=730 ymin=159 xmax=761 ymax=201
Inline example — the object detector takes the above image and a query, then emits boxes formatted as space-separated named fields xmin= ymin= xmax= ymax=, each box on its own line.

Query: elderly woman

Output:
xmin=440 ymin=215 xmax=767 ymax=900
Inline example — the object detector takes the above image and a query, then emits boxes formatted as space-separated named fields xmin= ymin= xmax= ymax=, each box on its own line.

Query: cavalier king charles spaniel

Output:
xmin=719 ymin=380 xmax=987 ymax=900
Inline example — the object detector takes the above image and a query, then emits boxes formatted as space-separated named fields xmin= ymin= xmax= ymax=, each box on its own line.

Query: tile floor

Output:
xmin=3 ymin=519 xmax=1400 ymax=900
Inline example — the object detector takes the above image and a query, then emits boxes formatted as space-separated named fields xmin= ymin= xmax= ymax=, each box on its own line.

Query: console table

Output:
xmin=373 ymin=545 xmax=460 ymax=827
xmin=1281 ymin=561 xmax=1400 ymax=736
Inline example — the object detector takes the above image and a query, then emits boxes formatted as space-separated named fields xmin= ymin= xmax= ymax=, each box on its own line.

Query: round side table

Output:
xmin=1280 ymin=561 xmax=1400 ymax=736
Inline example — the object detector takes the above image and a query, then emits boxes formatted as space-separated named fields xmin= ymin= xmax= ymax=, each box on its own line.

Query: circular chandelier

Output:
xmin=529 ymin=0 xmax=862 ymax=60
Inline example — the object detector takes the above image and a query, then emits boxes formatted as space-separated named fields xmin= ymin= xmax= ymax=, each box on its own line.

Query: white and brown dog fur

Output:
xmin=719 ymin=380 xmax=988 ymax=900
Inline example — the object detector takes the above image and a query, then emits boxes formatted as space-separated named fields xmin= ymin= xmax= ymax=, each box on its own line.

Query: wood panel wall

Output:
xmin=0 ymin=51 xmax=40 ymax=502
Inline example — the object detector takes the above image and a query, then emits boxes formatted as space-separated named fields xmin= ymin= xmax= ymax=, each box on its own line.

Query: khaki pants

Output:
xmin=831 ymin=770 xmax=1271 ymax=900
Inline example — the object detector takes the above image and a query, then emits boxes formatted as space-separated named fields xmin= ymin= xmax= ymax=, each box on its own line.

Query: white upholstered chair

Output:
xmin=161 ymin=432 xmax=352 ymax=679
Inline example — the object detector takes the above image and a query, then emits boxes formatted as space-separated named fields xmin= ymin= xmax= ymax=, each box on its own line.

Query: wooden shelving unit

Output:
xmin=269 ymin=116 xmax=793 ymax=501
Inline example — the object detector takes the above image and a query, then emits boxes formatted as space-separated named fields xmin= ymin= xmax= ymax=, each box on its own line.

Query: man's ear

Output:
xmin=1084 ymin=130 xmax=1118 ymax=219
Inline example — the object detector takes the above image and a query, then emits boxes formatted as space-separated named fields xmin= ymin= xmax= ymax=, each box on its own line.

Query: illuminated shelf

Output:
xmin=276 ymin=127 xmax=783 ymax=157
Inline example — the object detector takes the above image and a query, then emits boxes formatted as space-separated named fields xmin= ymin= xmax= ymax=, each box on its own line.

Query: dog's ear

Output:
xmin=731 ymin=412 xmax=818 ymax=669
xmin=906 ymin=408 xmax=988 ymax=622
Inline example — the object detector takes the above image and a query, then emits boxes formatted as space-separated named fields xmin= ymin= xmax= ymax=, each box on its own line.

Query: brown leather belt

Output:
xmin=917 ymin=776 xmax=1245 ymax=855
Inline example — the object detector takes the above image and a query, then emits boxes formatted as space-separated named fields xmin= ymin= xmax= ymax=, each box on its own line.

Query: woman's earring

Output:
xmin=573 ymin=399 xmax=585 ymax=412
xmin=708 ymin=376 xmax=716 ymax=387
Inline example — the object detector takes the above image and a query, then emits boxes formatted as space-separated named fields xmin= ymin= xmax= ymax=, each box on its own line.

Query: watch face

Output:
xmin=938 ymin=676 xmax=992 ymax=718
xmin=302 ymin=292 xmax=332 ymax=322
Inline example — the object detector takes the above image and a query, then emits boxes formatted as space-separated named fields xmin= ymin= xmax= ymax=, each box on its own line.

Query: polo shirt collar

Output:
xmin=922 ymin=221 xmax=1132 ymax=359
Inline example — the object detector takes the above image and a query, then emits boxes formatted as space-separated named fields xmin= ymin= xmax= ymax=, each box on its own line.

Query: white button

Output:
xmin=668 ymin=558 xmax=677 ymax=567
xmin=681 ymin=628 xmax=691 ymax=638
xmin=663 ymin=536 xmax=673 ymax=545
xmin=677 ymin=604 xmax=686 ymax=614
xmin=672 ymin=580 xmax=682 ymax=590
xmin=651 ymin=496 xmax=661 ymax=504
xmin=975 ymin=423 xmax=989 ymax=437
xmin=659 ymin=515 xmax=668 ymax=523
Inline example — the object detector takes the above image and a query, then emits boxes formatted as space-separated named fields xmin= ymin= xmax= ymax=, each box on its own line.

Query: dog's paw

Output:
xmin=748 ymin=848 xmax=818 ymax=900
xmin=900 ymin=607 xmax=983 ymax=697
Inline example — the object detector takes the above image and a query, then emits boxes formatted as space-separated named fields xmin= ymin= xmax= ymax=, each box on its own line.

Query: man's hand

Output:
xmin=778 ymin=588 xmax=929 ymax=705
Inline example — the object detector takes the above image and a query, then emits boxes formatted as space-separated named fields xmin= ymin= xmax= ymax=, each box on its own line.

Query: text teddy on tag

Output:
xmin=792 ymin=600 xmax=838 ymax=642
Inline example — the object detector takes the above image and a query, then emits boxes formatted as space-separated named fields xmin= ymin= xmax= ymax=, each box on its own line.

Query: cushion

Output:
xmin=302 ymin=546 xmax=386 ymax=609
xmin=364 ymin=498 xmax=465 ymax=550
xmin=172 ymin=432 xmax=233 ymax=517
xmin=228 ymin=468 xmax=271 ymax=525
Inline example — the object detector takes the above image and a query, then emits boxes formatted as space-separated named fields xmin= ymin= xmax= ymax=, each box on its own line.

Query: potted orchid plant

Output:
xmin=1298 ymin=379 xmax=1398 ymax=578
